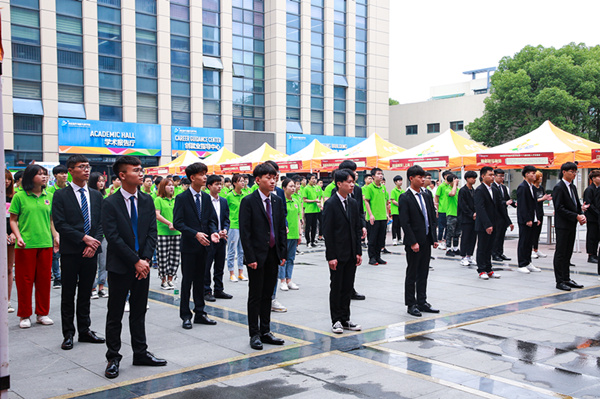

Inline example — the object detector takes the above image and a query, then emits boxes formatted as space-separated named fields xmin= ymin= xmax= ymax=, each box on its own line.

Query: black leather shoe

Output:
xmin=214 ymin=291 xmax=233 ymax=299
xmin=133 ymin=352 xmax=167 ymax=367
xmin=500 ymin=254 xmax=511 ymax=261
xmin=368 ymin=259 xmax=378 ymax=265
xmin=569 ymin=263 xmax=576 ymax=267
xmin=182 ymin=319 xmax=192 ymax=329
xmin=407 ymin=305 xmax=422 ymax=317
xmin=492 ymin=255 xmax=503 ymax=262
xmin=556 ymin=282 xmax=572 ymax=291
xmin=79 ymin=330 xmax=105 ymax=344
xmin=445 ymin=250 xmax=455 ymax=257
xmin=194 ymin=314 xmax=217 ymax=325
xmin=417 ymin=303 xmax=440 ymax=313
xmin=204 ymin=293 xmax=216 ymax=302
xmin=565 ymin=280 xmax=584 ymax=289
xmin=588 ymin=256 xmax=598 ymax=263
xmin=61 ymin=335 xmax=74 ymax=350
xmin=260 ymin=332 xmax=285 ymax=345
xmin=382 ymin=248 xmax=391 ymax=254
xmin=250 ymin=334 xmax=263 ymax=350
xmin=105 ymin=359 xmax=120 ymax=379
xmin=376 ymin=258 xmax=387 ymax=265
xmin=351 ymin=292 xmax=366 ymax=300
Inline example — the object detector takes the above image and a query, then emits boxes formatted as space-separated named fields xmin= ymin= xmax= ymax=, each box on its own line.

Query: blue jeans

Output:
xmin=96 ymin=238 xmax=108 ymax=287
xmin=226 ymin=228 xmax=244 ymax=272
xmin=52 ymin=250 xmax=61 ymax=281
xmin=279 ymin=239 xmax=298 ymax=280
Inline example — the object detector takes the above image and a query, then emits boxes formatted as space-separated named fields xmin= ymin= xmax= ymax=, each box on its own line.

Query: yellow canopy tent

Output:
xmin=383 ymin=129 xmax=487 ymax=170
xmin=318 ymin=133 xmax=405 ymax=171
xmin=145 ymin=150 xmax=201 ymax=175
xmin=220 ymin=143 xmax=287 ymax=173
xmin=278 ymin=139 xmax=340 ymax=173
xmin=203 ymin=147 xmax=240 ymax=174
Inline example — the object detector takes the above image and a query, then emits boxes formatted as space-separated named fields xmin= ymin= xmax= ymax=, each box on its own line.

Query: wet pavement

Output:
xmin=6 ymin=221 xmax=600 ymax=398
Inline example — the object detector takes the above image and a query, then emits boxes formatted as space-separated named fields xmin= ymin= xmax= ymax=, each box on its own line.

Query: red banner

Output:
xmin=592 ymin=149 xmax=600 ymax=162
xmin=320 ymin=157 xmax=367 ymax=169
xmin=220 ymin=162 xmax=253 ymax=173
xmin=390 ymin=156 xmax=449 ymax=170
xmin=279 ymin=160 xmax=303 ymax=172
xmin=476 ymin=152 xmax=554 ymax=167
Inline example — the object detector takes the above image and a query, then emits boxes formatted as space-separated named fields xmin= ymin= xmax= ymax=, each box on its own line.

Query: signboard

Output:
xmin=171 ymin=127 xmax=224 ymax=157
xmin=286 ymin=133 xmax=364 ymax=155
xmin=390 ymin=156 xmax=449 ymax=170
xmin=279 ymin=160 xmax=303 ymax=172
xmin=320 ymin=157 xmax=367 ymax=169
xmin=592 ymin=149 xmax=600 ymax=162
xmin=220 ymin=162 xmax=253 ymax=173
xmin=58 ymin=118 xmax=161 ymax=156
xmin=476 ymin=152 xmax=554 ymax=167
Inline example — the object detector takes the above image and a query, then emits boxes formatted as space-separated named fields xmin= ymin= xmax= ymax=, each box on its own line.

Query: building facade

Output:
xmin=1 ymin=0 xmax=389 ymax=172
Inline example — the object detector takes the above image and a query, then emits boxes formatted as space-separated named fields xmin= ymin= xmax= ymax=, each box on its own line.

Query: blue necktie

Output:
xmin=79 ymin=188 xmax=90 ymax=235
xmin=265 ymin=197 xmax=275 ymax=248
xmin=130 ymin=196 xmax=139 ymax=252
xmin=195 ymin=193 xmax=202 ymax=221
xmin=417 ymin=192 xmax=429 ymax=235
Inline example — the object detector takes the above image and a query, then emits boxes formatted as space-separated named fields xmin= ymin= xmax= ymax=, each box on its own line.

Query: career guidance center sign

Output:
xmin=58 ymin=119 xmax=161 ymax=156
xmin=171 ymin=127 xmax=224 ymax=157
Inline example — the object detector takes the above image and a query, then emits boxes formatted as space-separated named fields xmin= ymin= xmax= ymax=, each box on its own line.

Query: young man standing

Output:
xmin=492 ymin=169 xmax=515 ymax=261
xmin=435 ymin=171 xmax=451 ymax=250
xmin=400 ymin=165 xmax=438 ymax=317
xmin=226 ymin=174 xmax=247 ymax=282
xmin=48 ymin=165 xmax=69 ymax=288
xmin=302 ymin=174 xmax=321 ymax=248
xmin=390 ymin=176 xmax=405 ymax=246
xmin=363 ymin=167 xmax=389 ymax=265
xmin=458 ymin=171 xmax=477 ymax=266
xmin=516 ymin=166 xmax=542 ymax=274
xmin=583 ymin=170 xmax=600 ymax=263
xmin=444 ymin=174 xmax=460 ymax=256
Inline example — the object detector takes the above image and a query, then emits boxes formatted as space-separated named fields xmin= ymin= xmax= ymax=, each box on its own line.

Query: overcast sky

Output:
xmin=389 ymin=0 xmax=600 ymax=104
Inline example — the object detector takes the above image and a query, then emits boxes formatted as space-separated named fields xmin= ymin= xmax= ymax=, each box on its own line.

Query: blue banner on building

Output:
xmin=171 ymin=127 xmax=224 ymax=156
xmin=286 ymin=134 xmax=365 ymax=155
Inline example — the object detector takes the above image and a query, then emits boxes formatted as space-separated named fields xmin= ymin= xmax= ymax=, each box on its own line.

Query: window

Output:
xmin=8 ymin=115 xmax=43 ymax=166
xmin=98 ymin=0 xmax=122 ymax=121
xmin=406 ymin=125 xmax=418 ymax=135
xmin=11 ymin=1 xmax=41 ymax=100
xmin=310 ymin=0 xmax=324 ymax=135
xmin=137 ymin=0 xmax=157 ymax=123
xmin=427 ymin=123 xmax=440 ymax=134
xmin=171 ymin=0 xmax=191 ymax=126
xmin=450 ymin=120 xmax=464 ymax=131
xmin=286 ymin=0 xmax=301 ymax=123
xmin=203 ymin=69 xmax=221 ymax=128
xmin=334 ymin=86 xmax=346 ymax=136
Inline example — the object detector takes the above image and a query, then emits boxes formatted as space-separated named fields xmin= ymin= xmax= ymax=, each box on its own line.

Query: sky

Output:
xmin=389 ymin=0 xmax=600 ymax=104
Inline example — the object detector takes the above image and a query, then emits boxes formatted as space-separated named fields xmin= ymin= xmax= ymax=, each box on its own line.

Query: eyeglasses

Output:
xmin=76 ymin=165 xmax=92 ymax=171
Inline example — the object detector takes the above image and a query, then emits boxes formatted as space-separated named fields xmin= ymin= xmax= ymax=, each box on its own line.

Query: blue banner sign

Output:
xmin=286 ymin=134 xmax=365 ymax=155
xmin=171 ymin=127 xmax=224 ymax=155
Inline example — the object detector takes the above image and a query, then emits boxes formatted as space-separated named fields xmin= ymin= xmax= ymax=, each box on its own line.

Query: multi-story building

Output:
xmin=1 ymin=0 xmax=389 ymax=174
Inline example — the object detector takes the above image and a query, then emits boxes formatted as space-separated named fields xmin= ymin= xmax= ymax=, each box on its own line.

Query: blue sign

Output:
xmin=286 ymin=134 xmax=365 ymax=155
xmin=58 ymin=118 xmax=161 ymax=156
xmin=171 ymin=127 xmax=224 ymax=155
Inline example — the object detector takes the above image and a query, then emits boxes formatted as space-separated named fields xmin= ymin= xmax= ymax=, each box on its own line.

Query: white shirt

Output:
xmin=258 ymin=189 xmax=271 ymax=213
xmin=210 ymin=195 xmax=221 ymax=231
xmin=336 ymin=192 xmax=347 ymax=211
xmin=70 ymin=181 xmax=92 ymax=229
xmin=189 ymin=186 xmax=202 ymax=209
xmin=483 ymin=182 xmax=494 ymax=200
xmin=120 ymin=188 xmax=138 ymax=218
xmin=527 ymin=181 xmax=538 ymax=223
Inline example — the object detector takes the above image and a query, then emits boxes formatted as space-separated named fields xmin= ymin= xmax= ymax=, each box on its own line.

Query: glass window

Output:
xmin=171 ymin=35 xmax=190 ymax=51
xmin=99 ymin=72 xmax=122 ymax=89
xmin=171 ymin=20 xmax=190 ymax=36
xmin=311 ymin=6 xmax=323 ymax=19
xmin=203 ymin=0 xmax=219 ymax=11
xmin=171 ymin=4 xmax=189 ymax=20
xmin=311 ymin=18 xmax=323 ymax=32
xmin=334 ymin=24 xmax=345 ymax=37
xmin=12 ymin=62 xmax=41 ymax=81
xmin=311 ymin=32 xmax=323 ymax=45
xmin=287 ymin=41 xmax=300 ymax=54
xmin=286 ymin=13 xmax=300 ymax=28
xmin=172 ymin=82 xmax=190 ymax=96
xmin=99 ymin=56 xmax=122 ymax=72
xmin=99 ymin=40 xmax=121 ymax=56
xmin=98 ymin=6 xmax=120 ymax=23
xmin=99 ymin=89 xmax=122 ymax=106
xmin=58 ymin=67 xmax=83 ymax=85
xmin=171 ymin=50 xmax=189 ymax=66
xmin=311 ymin=45 xmax=323 ymax=59
xmin=311 ymin=123 xmax=324 ymax=135
xmin=137 ymin=44 xmax=157 ymax=61
xmin=406 ymin=125 xmax=418 ymax=135
xmin=356 ymin=28 xmax=367 ymax=42
xmin=334 ymin=124 xmax=345 ymax=137
xmin=450 ymin=121 xmax=464 ymax=131
xmin=136 ymin=77 xmax=158 ymax=93
xmin=286 ymin=95 xmax=300 ymax=108
xmin=287 ymin=81 xmax=300 ymax=94
xmin=287 ymin=27 xmax=300 ymax=41
xmin=311 ymin=97 xmax=324 ymax=110
xmin=427 ymin=123 xmax=440 ymax=134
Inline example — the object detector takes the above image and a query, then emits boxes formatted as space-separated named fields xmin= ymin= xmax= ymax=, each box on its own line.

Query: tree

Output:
xmin=389 ymin=98 xmax=399 ymax=105
xmin=467 ymin=43 xmax=600 ymax=146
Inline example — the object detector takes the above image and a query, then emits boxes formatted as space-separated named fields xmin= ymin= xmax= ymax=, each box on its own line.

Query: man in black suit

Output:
xmin=322 ymin=169 xmax=363 ymax=333
xmin=492 ymin=168 xmax=515 ymax=261
xmin=553 ymin=162 xmax=588 ymax=291
xmin=583 ymin=170 xmax=600 ymax=263
xmin=516 ymin=165 xmax=542 ymax=274
xmin=204 ymin=175 xmax=233 ymax=302
xmin=102 ymin=156 xmax=165 ymax=379
xmin=239 ymin=163 xmax=287 ymax=350
xmin=399 ymin=165 xmax=439 ymax=317
xmin=458 ymin=171 xmax=477 ymax=266
xmin=173 ymin=162 xmax=220 ymax=329
xmin=474 ymin=166 xmax=505 ymax=279
xmin=52 ymin=154 xmax=105 ymax=350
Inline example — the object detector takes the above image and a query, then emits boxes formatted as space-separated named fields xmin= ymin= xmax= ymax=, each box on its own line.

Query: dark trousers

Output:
xmin=491 ymin=223 xmax=507 ymax=257
xmin=61 ymin=253 xmax=98 ymax=338
xmin=586 ymin=221 xmax=599 ymax=256
xmin=105 ymin=270 xmax=149 ymax=361
xmin=247 ymin=246 xmax=279 ymax=337
xmin=391 ymin=214 xmax=401 ymax=240
xmin=305 ymin=213 xmax=319 ymax=244
xmin=459 ymin=222 xmax=476 ymax=257
xmin=317 ymin=212 xmax=323 ymax=237
xmin=204 ymin=240 xmax=226 ymax=295
xmin=404 ymin=243 xmax=432 ymax=307
xmin=476 ymin=230 xmax=496 ymax=273
xmin=329 ymin=259 xmax=357 ymax=324
xmin=554 ymin=228 xmax=576 ymax=284
xmin=517 ymin=223 xmax=534 ymax=268
xmin=532 ymin=220 xmax=543 ymax=250
xmin=180 ymin=250 xmax=208 ymax=321
xmin=367 ymin=220 xmax=386 ymax=261
xmin=437 ymin=213 xmax=446 ymax=241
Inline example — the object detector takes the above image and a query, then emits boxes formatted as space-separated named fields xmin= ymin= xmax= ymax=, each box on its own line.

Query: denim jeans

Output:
xmin=226 ymin=228 xmax=244 ymax=272
xmin=52 ymin=250 xmax=61 ymax=281
xmin=96 ymin=238 xmax=108 ymax=287
xmin=279 ymin=239 xmax=298 ymax=280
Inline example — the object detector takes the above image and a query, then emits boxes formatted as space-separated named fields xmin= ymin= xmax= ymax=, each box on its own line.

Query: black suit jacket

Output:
xmin=457 ymin=186 xmax=475 ymax=225
xmin=474 ymin=184 xmax=504 ymax=232
xmin=332 ymin=184 xmax=366 ymax=228
xmin=399 ymin=189 xmax=437 ymax=248
xmin=583 ymin=184 xmax=598 ymax=224
xmin=322 ymin=194 xmax=362 ymax=263
xmin=212 ymin=195 xmax=230 ymax=238
xmin=494 ymin=182 xmax=516 ymax=208
xmin=173 ymin=189 xmax=219 ymax=253
xmin=516 ymin=181 xmax=537 ymax=225
xmin=238 ymin=189 xmax=287 ymax=267
xmin=492 ymin=184 xmax=512 ymax=226
xmin=102 ymin=190 xmax=157 ymax=274
xmin=52 ymin=185 xmax=103 ymax=255
xmin=553 ymin=180 xmax=582 ymax=230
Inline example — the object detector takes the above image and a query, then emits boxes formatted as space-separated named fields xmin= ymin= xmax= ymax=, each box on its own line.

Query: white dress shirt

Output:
xmin=483 ymin=182 xmax=494 ymax=199
xmin=120 ymin=188 xmax=138 ymax=218
xmin=336 ymin=192 xmax=347 ymax=211
xmin=70 ymin=181 xmax=92 ymax=228
xmin=259 ymin=189 xmax=271 ymax=213
xmin=527 ymin=181 xmax=538 ymax=223
xmin=211 ymin=195 xmax=221 ymax=231
xmin=189 ymin=186 xmax=202 ymax=207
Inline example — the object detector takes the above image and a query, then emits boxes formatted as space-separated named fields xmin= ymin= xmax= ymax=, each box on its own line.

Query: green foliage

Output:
xmin=389 ymin=98 xmax=399 ymax=105
xmin=467 ymin=43 xmax=600 ymax=146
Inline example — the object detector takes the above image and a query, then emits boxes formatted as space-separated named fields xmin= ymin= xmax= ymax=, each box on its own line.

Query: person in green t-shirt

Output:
xmin=279 ymin=178 xmax=302 ymax=291
xmin=88 ymin=171 xmax=109 ymax=298
xmin=316 ymin=180 xmax=325 ymax=240
xmin=9 ymin=164 xmax=58 ymax=328
xmin=363 ymin=167 xmax=390 ymax=265
xmin=435 ymin=171 xmax=452 ymax=249
xmin=390 ymin=175 xmax=405 ymax=246
xmin=107 ymin=175 xmax=121 ymax=196
xmin=220 ymin=177 xmax=232 ymax=198
xmin=47 ymin=164 xmax=69 ymax=286
xmin=323 ymin=180 xmax=336 ymax=200
xmin=226 ymin=174 xmax=247 ymax=281
xmin=154 ymin=177 xmax=181 ymax=290
xmin=444 ymin=173 xmax=460 ymax=256
xmin=177 ymin=177 xmax=190 ymax=195
xmin=141 ymin=175 xmax=154 ymax=198
xmin=302 ymin=174 xmax=321 ymax=248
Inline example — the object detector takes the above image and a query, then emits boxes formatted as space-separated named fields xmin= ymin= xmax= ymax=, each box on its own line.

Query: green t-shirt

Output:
xmin=390 ymin=187 xmax=405 ymax=215
xmin=227 ymin=190 xmax=245 ymax=229
xmin=436 ymin=183 xmax=451 ymax=213
xmin=174 ymin=186 xmax=185 ymax=196
xmin=286 ymin=197 xmax=301 ymax=239
xmin=292 ymin=192 xmax=303 ymax=206
xmin=46 ymin=183 xmax=67 ymax=195
xmin=303 ymin=184 xmax=321 ymax=214
xmin=316 ymin=186 xmax=323 ymax=199
xmin=154 ymin=196 xmax=180 ymax=236
xmin=108 ymin=185 xmax=121 ymax=195
xmin=446 ymin=188 xmax=458 ymax=217
xmin=219 ymin=187 xmax=231 ymax=198
xmin=9 ymin=190 xmax=54 ymax=248
xmin=364 ymin=183 xmax=389 ymax=221
xmin=324 ymin=182 xmax=336 ymax=198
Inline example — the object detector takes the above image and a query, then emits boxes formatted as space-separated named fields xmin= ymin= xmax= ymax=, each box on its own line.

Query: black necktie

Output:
xmin=569 ymin=184 xmax=577 ymax=204
xmin=343 ymin=198 xmax=349 ymax=216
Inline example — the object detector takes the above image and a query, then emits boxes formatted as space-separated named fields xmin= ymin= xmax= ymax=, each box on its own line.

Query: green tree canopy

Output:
xmin=467 ymin=43 xmax=600 ymax=146
xmin=389 ymin=98 xmax=399 ymax=105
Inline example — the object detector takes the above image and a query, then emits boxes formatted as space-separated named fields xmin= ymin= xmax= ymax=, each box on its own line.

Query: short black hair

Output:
xmin=112 ymin=155 xmax=141 ymax=177
xmin=307 ymin=173 xmax=316 ymax=180
xmin=442 ymin=170 xmax=452 ymax=178
xmin=66 ymin=154 xmax=89 ymax=170
xmin=561 ymin=162 xmax=578 ymax=172
xmin=172 ymin=175 xmax=181 ymax=182
xmin=185 ymin=162 xmax=208 ymax=179
xmin=371 ymin=167 xmax=383 ymax=176
xmin=14 ymin=170 xmax=24 ymax=182
xmin=339 ymin=160 xmax=357 ymax=171
xmin=154 ymin=176 xmax=163 ymax=186
xmin=207 ymin=174 xmax=222 ymax=186
xmin=143 ymin=175 xmax=153 ymax=182
xmin=111 ymin=175 xmax=119 ymax=181
xmin=407 ymin=165 xmax=425 ymax=179
xmin=52 ymin=165 xmax=68 ymax=175
xmin=364 ymin=174 xmax=372 ymax=179
xmin=89 ymin=172 xmax=106 ymax=196
xmin=522 ymin=165 xmax=537 ymax=176
xmin=494 ymin=168 xmax=505 ymax=175
xmin=424 ymin=172 xmax=432 ymax=178
xmin=253 ymin=162 xmax=277 ymax=179
xmin=464 ymin=171 xmax=478 ymax=179
xmin=224 ymin=177 xmax=231 ymax=183
xmin=281 ymin=177 xmax=294 ymax=189
xmin=232 ymin=173 xmax=244 ymax=184
xmin=22 ymin=164 xmax=48 ymax=192
xmin=393 ymin=175 xmax=403 ymax=183
xmin=335 ymin=169 xmax=355 ymax=185
xmin=480 ymin=166 xmax=494 ymax=176
xmin=264 ymin=160 xmax=280 ymax=172
xmin=181 ymin=177 xmax=190 ymax=185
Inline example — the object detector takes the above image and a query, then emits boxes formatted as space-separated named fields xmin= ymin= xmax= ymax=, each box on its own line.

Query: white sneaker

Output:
xmin=167 ymin=281 xmax=176 ymax=290
xmin=90 ymin=289 xmax=99 ymax=299
xmin=392 ymin=239 xmax=398 ymax=246
xmin=279 ymin=281 xmax=289 ymax=291
xmin=8 ymin=302 xmax=15 ymax=313
xmin=517 ymin=267 xmax=531 ymax=274
xmin=478 ymin=272 xmax=489 ymax=280
xmin=229 ymin=274 xmax=238 ymax=282
xmin=332 ymin=321 xmax=343 ymax=334
xmin=526 ymin=264 xmax=541 ymax=272
xmin=98 ymin=288 xmax=109 ymax=298
xmin=488 ymin=271 xmax=501 ymax=279
xmin=438 ymin=242 xmax=447 ymax=250
xmin=36 ymin=315 xmax=54 ymax=325
xmin=468 ymin=257 xmax=477 ymax=265
xmin=531 ymin=251 xmax=539 ymax=259
xmin=19 ymin=318 xmax=31 ymax=329
xmin=460 ymin=257 xmax=470 ymax=266
xmin=161 ymin=282 xmax=170 ymax=290
xmin=537 ymin=250 xmax=548 ymax=258
xmin=342 ymin=321 xmax=362 ymax=331
xmin=271 ymin=299 xmax=287 ymax=312
xmin=287 ymin=281 xmax=299 ymax=290
xmin=124 ymin=301 xmax=130 ymax=312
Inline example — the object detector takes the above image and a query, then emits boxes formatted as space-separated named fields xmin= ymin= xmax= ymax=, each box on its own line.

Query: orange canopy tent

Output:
xmin=278 ymin=139 xmax=341 ymax=173
xmin=145 ymin=151 xmax=201 ymax=175
xmin=220 ymin=143 xmax=287 ymax=173
xmin=318 ymin=133 xmax=405 ymax=171
xmin=202 ymin=147 xmax=240 ymax=174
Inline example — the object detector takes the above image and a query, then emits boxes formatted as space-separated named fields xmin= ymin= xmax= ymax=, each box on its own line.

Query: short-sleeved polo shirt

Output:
xmin=9 ymin=190 xmax=53 ymax=248
xmin=227 ymin=190 xmax=245 ymax=229
xmin=437 ymin=183 xmax=451 ymax=213
xmin=286 ymin=198 xmax=301 ymax=239
xmin=302 ymin=184 xmax=320 ymax=214
xmin=363 ymin=183 xmax=389 ymax=221
xmin=46 ymin=183 xmax=67 ymax=195
xmin=390 ymin=187 xmax=405 ymax=215
xmin=154 ymin=196 xmax=180 ymax=236
xmin=324 ymin=182 xmax=336 ymax=198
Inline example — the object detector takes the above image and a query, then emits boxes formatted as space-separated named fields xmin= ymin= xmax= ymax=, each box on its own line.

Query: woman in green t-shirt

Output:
xmin=154 ymin=178 xmax=181 ymax=290
xmin=9 ymin=164 xmax=57 ymax=329
xmin=89 ymin=172 xmax=109 ymax=299
xmin=279 ymin=178 xmax=302 ymax=291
